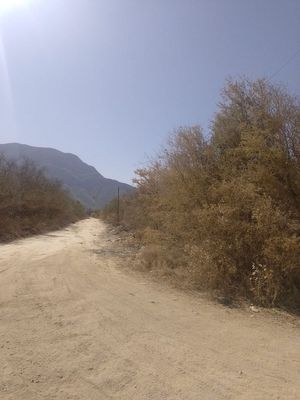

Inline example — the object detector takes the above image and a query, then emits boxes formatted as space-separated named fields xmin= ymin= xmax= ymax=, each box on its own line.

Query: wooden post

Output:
xmin=117 ymin=186 xmax=120 ymax=225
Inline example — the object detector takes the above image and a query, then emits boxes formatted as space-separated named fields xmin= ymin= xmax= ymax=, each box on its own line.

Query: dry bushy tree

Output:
xmin=102 ymin=78 xmax=300 ymax=309
xmin=0 ymin=156 xmax=85 ymax=241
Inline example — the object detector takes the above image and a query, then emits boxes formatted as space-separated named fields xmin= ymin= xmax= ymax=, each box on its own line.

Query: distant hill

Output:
xmin=0 ymin=143 xmax=133 ymax=210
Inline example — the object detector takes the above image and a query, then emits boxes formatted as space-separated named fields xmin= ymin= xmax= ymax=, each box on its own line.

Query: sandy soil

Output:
xmin=0 ymin=218 xmax=299 ymax=399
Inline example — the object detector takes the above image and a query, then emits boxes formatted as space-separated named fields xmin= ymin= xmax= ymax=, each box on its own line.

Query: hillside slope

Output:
xmin=0 ymin=143 xmax=133 ymax=209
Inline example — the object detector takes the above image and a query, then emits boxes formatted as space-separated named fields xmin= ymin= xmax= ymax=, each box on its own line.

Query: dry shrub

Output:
xmin=137 ymin=245 xmax=167 ymax=271
xmin=102 ymin=78 xmax=300 ymax=310
xmin=0 ymin=157 xmax=85 ymax=242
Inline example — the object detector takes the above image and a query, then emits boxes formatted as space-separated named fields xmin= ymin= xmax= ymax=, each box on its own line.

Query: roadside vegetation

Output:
xmin=0 ymin=157 xmax=85 ymax=242
xmin=101 ymin=78 xmax=300 ymax=310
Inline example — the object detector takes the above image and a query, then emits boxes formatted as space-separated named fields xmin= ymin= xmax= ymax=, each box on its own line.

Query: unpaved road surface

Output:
xmin=0 ymin=218 xmax=299 ymax=399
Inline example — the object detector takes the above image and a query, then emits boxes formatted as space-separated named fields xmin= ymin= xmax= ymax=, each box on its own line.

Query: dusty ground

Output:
xmin=0 ymin=218 xmax=299 ymax=400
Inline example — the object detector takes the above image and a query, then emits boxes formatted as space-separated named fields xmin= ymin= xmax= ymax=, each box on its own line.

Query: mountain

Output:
xmin=0 ymin=143 xmax=133 ymax=210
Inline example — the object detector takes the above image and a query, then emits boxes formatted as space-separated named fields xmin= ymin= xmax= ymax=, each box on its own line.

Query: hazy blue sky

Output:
xmin=0 ymin=0 xmax=299 ymax=183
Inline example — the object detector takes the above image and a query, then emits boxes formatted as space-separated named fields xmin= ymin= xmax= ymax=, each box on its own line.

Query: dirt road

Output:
xmin=0 ymin=218 xmax=299 ymax=399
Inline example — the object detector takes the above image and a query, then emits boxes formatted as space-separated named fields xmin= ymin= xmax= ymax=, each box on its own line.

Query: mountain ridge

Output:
xmin=0 ymin=143 xmax=133 ymax=210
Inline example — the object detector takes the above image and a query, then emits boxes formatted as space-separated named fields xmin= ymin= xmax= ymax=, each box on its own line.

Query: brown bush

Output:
xmin=0 ymin=156 xmax=85 ymax=242
xmin=101 ymin=78 xmax=300 ymax=310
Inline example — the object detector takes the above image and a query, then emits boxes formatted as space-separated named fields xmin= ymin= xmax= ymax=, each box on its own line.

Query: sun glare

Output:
xmin=0 ymin=0 xmax=31 ymax=15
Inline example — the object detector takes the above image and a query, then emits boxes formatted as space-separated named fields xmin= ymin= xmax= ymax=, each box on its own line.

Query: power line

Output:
xmin=269 ymin=47 xmax=300 ymax=80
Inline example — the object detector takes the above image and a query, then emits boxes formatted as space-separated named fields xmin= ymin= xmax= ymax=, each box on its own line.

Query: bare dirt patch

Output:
xmin=0 ymin=218 xmax=299 ymax=399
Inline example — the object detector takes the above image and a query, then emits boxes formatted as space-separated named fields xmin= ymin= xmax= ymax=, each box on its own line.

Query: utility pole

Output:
xmin=117 ymin=186 xmax=120 ymax=225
